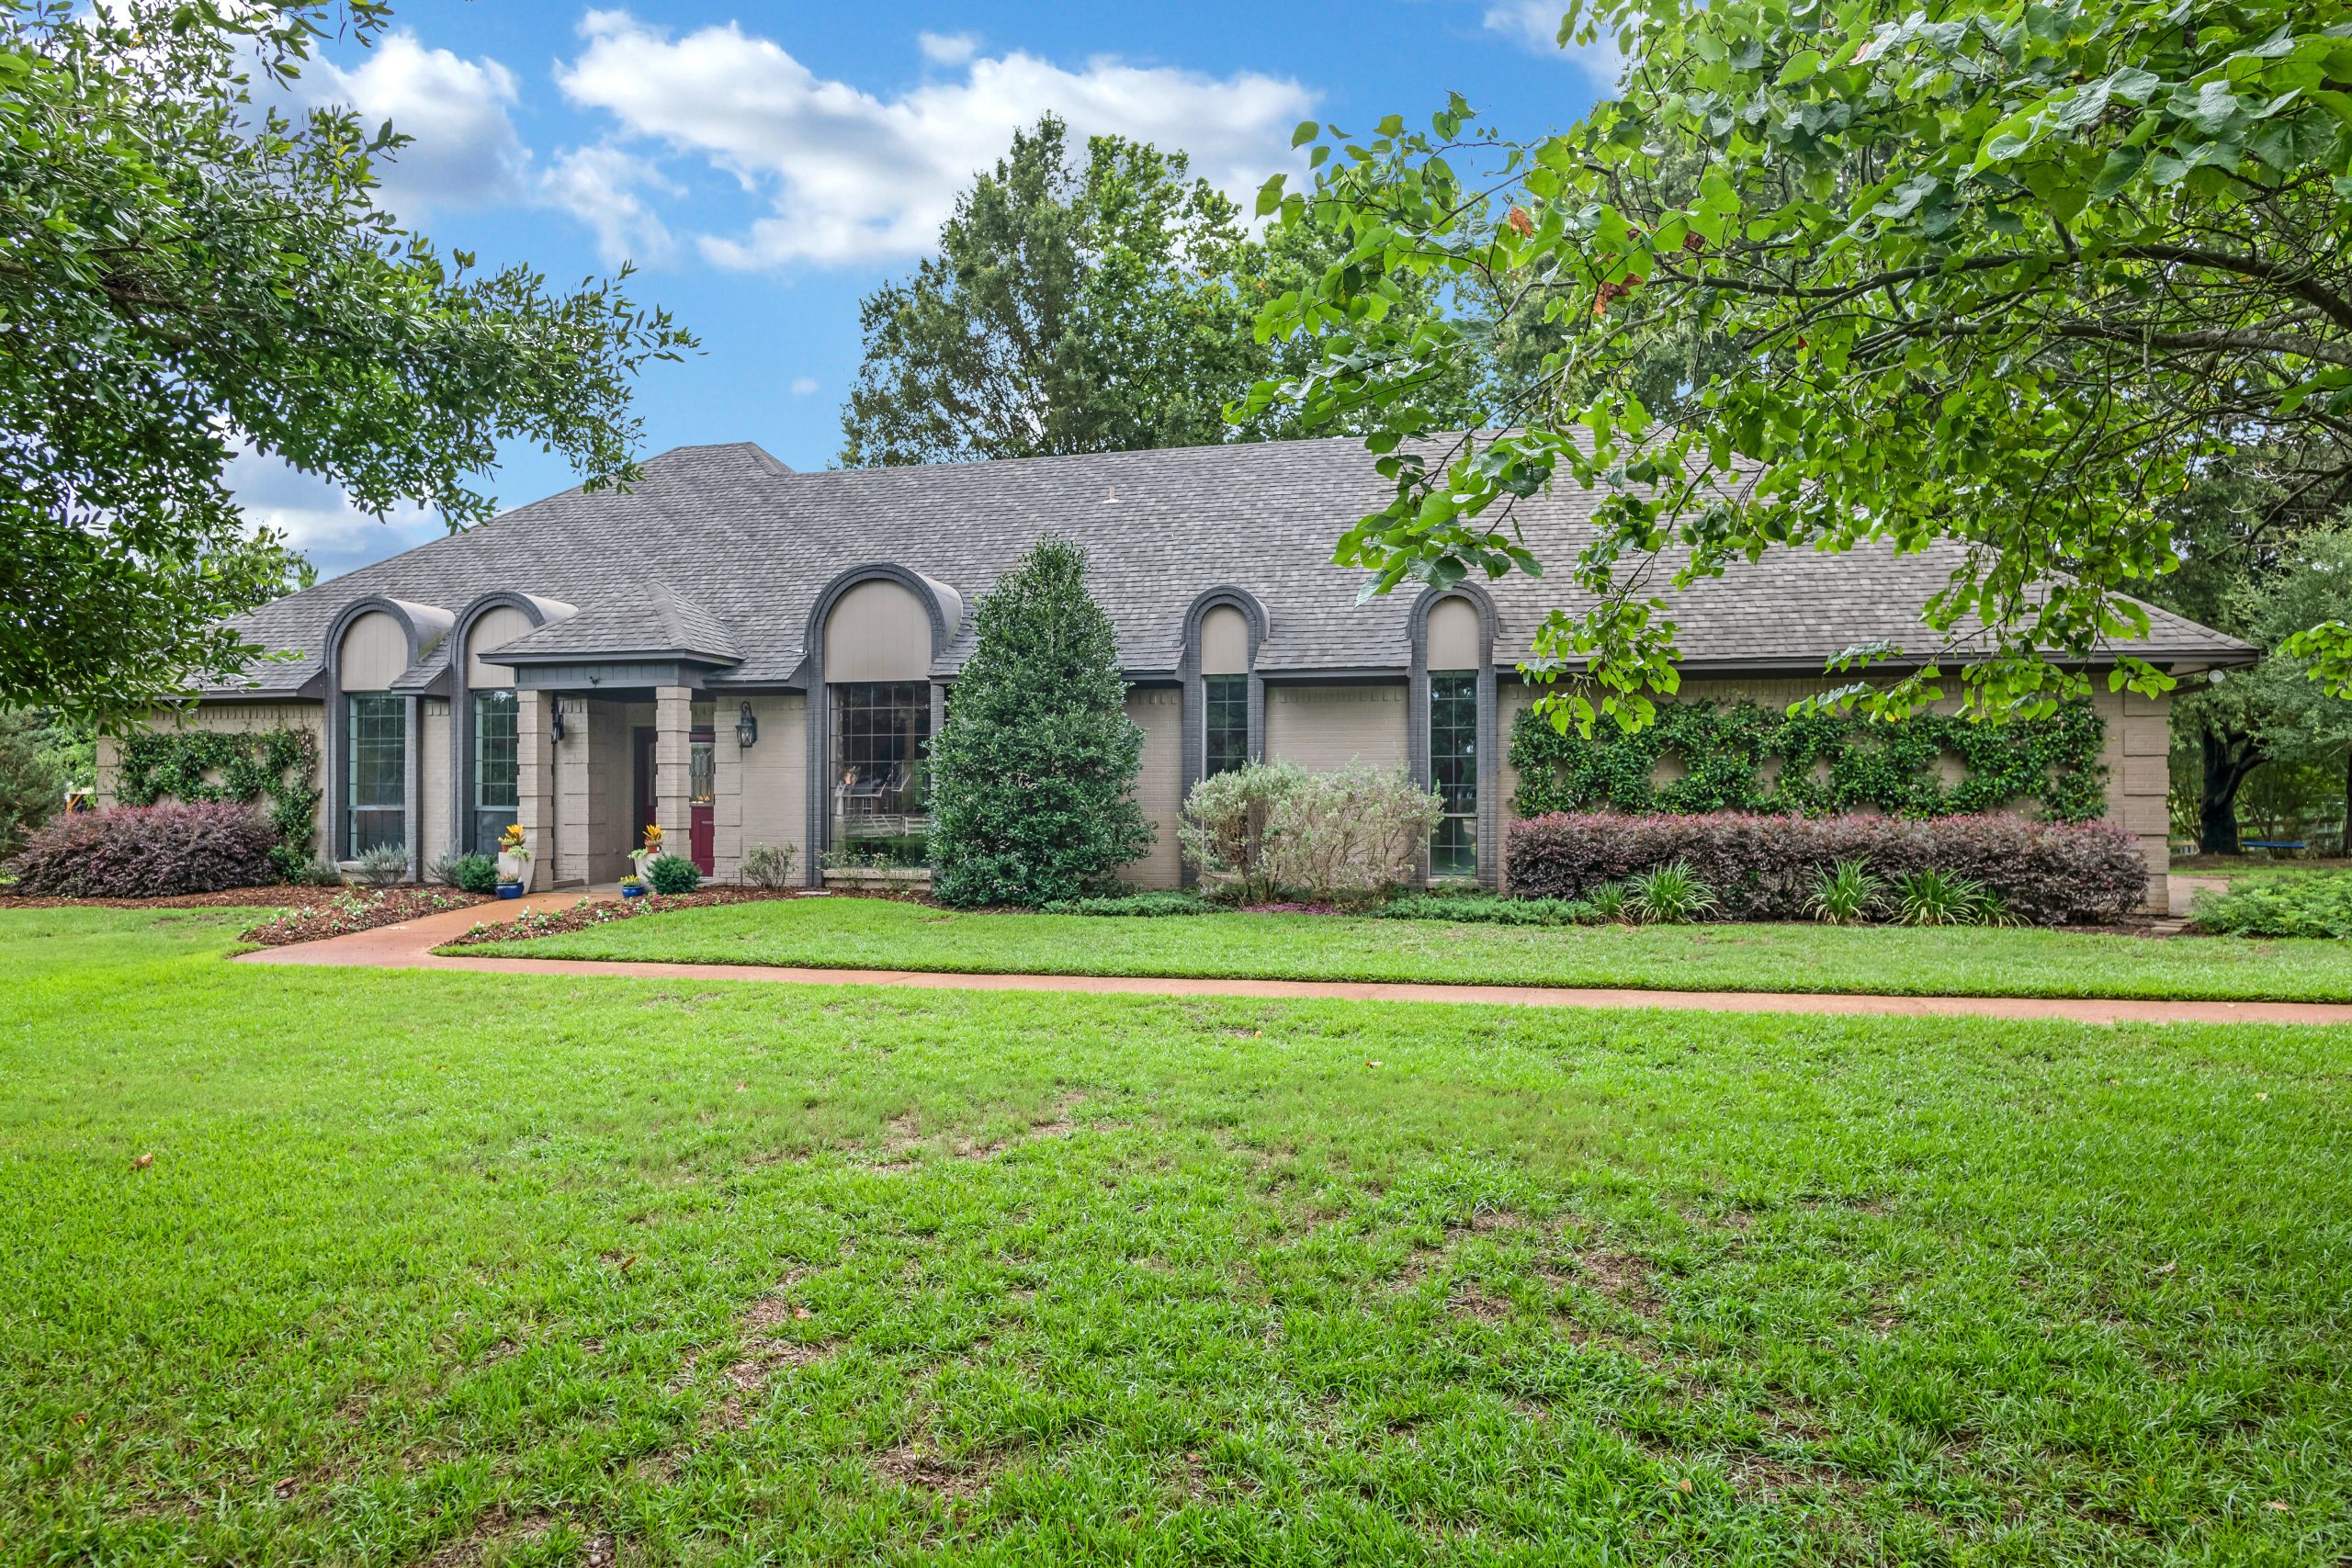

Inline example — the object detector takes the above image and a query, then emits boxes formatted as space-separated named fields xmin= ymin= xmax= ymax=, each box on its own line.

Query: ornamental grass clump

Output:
xmin=1892 ymin=869 xmax=1988 ymax=927
xmin=1806 ymin=860 xmax=1883 ymax=925
xmin=1625 ymin=860 xmax=1717 ymax=925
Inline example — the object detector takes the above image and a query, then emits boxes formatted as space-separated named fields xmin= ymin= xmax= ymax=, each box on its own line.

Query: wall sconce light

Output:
xmin=549 ymin=697 xmax=567 ymax=744
xmin=735 ymin=700 xmax=758 ymax=750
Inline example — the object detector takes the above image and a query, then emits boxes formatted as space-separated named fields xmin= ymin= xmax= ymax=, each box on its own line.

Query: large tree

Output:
xmin=841 ymin=116 xmax=1474 ymax=467
xmin=2174 ymin=520 xmax=2352 ymax=852
xmin=924 ymin=537 xmax=1153 ymax=908
xmin=1 ymin=0 xmax=695 ymax=723
xmin=1248 ymin=0 xmax=2352 ymax=734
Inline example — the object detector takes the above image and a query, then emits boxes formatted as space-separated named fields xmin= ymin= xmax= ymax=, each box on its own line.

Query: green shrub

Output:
xmin=1181 ymin=761 xmax=1443 ymax=907
xmin=1626 ymin=860 xmax=1717 ymax=925
xmin=1892 ymin=868 xmax=1985 ymax=927
xmin=2191 ymin=875 xmax=2352 ymax=939
xmin=927 ymin=537 xmax=1153 ymax=908
xmin=739 ymin=841 xmax=798 ymax=889
xmin=1039 ymin=892 xmax=1210 ymax=917
xmin=1806 ymin=859 xmax=1883 ymax=925
xmin=1178 ymin=761 xmax=1304 ymax=904
xmin=647 ymin=853 xmax=701 ymax=895
xmin=455 ymin=853 xmax=500 ymax=894
xmin=1373 ymin=892 xmax=1597 ymax=927
xmin=353 ymin=844 xmax=406 ymax=887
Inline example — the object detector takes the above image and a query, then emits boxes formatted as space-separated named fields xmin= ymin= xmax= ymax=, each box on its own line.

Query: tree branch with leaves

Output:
xmin=0 ymin=0 xmax=695 ymax=722
xmin=1247 ymin=0 xmax=2352 ymax=734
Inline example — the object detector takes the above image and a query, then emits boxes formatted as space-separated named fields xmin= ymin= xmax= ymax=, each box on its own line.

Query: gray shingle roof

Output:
xmin=198 ymin=435 xmax=2251 ymax=696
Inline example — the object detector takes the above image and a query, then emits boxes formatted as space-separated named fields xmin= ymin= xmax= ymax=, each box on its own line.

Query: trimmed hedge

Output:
xmin=7 ymin=803 xmax=280 ymax=897
xmin=1507 ymin=811 xmax=2147 ymax=926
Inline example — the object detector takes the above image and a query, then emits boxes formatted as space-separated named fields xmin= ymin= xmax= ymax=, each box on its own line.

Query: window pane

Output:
xmin=1429 ymin=673 xmax=1477 ymax=876
xmin=831 ymin=682 xmax=932 ymax=864
xmin=346 ymin=694 xmax=406 ymax=858
xmin=471 ymin=691 xmax=518 ymax=853
xmin=1204 ymin=675 xmax=1248 ymax=777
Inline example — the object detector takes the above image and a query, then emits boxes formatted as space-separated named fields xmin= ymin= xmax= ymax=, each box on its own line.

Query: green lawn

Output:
xmin=6 ymin=908 xmax=2350 ymax=1565
xmin=453 ymin=895 xmax=2352 ymax=1002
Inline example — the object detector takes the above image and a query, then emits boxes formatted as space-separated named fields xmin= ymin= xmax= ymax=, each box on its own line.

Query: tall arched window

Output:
xmin=1425 ymin=596 xmax=1483 ymax=877
xmin=1200 ymin=604 xmax=1251 ymax=776
xmin=822 ymin=578 xmax=934 ymax=864
xmin=338 ymin=611 xmax=408 ymax=857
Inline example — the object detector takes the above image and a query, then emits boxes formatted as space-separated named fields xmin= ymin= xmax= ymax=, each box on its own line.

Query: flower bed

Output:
xmin=240 ymin=889 xmax=485 ymax=947
xmin=440 ymin=887 xmax=802 ymax=948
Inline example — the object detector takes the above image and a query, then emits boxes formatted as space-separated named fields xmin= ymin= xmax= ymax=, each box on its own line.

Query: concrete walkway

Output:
xmin=230 ymin=895 xmax=2352 ymax=1028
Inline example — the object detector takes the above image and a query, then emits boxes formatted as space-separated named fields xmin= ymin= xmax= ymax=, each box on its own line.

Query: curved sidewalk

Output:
xmin=229 ymin=896 xmax=2352 ymax=1027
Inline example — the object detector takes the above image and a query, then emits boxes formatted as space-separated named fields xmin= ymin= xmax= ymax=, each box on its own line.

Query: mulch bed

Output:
xmin=240 ymin=888 xmax=492 ymax=948
xmin=441 ymin=887 xmax=804 ymax=948
xmin=0 ymin=886 xmax=356 ymax=911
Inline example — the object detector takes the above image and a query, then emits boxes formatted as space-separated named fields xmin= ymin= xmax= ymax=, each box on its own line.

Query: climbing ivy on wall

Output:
xmin=116 ymin=727 xmax=322 ymax=877
xmin=1509 ymin=700 xmax=2109 ymax=823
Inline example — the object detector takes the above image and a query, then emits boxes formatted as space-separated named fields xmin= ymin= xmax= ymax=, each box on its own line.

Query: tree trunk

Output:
xmin=2197 ymin=729 xmax=2264 ymax=856
xmin=2342 ymin=742 xmax=2351 ymax=858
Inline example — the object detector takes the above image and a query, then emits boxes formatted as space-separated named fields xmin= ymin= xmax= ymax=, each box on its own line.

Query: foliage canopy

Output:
xmin=1250 ymin=0 xmax=2352 ymax=730
xmin=0 ymin=0 xmax=695 ymax=721
xmin=842 ymin=115 xmax=1474 ymax=467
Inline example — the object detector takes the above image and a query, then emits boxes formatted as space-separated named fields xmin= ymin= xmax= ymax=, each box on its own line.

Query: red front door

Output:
xmin=637 ymin=727 xmax=717 ymax=875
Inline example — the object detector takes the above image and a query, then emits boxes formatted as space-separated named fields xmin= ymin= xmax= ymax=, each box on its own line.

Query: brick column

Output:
xmin=655 ymin=685 xmax=694 ymax=859
xmin=516 ymin=691 xmax=553 ymax=891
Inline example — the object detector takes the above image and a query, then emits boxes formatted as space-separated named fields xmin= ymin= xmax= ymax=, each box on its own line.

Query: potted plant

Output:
xmin=494 ymin=823 xmax=530 ymax=898
xmin=627 ymin=824 xmax=665 ymax=886
xmin=619 ymin=874 xmax=647 ymax=901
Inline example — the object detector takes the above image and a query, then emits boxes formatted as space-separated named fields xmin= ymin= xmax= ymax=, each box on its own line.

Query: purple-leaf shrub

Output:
xmin=1506 ymin=811 xmax=2147 ymax=925
xmin=7 ymin=803 xmax=280 ymax=897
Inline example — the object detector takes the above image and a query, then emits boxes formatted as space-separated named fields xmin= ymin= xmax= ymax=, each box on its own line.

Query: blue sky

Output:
xmin=254 ymin=1 xmax=1611 ymax=580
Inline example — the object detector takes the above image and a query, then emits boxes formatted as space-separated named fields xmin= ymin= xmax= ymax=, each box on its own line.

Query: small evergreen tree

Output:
xmin=928 ymin=539 xmax=1152 ymax=906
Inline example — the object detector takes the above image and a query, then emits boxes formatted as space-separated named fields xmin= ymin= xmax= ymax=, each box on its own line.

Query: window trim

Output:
xmin=470 ymin=688 xmax=520 ymax=855
xmin=345 ymin=692 xmax=408 ymax=858
xmin=1407 ymin=588 xmax=1499 ymax=888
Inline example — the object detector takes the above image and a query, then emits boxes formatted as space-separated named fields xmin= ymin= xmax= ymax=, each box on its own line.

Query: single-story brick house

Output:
xmin=96 ymin=436 xmax=2250 ymax=904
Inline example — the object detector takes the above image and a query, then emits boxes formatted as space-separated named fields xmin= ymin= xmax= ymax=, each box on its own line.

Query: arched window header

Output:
xmin=326 ymin=596 xmax=456 ymax=690
xmin=806 ymin=563 xmax=963 ymax=675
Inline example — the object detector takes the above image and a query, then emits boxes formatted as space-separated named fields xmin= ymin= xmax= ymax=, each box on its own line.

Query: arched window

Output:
xmin=337 ymin=611 xmax=408 ymax=857
xmin=1199 ymin=604 xmax=1251 ymax=776
xmin=807 ymin=569 xmax=956 ymax=868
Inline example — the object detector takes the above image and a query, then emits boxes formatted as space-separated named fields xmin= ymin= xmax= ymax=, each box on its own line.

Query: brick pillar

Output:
xmin=516 ymin=691 xmax=553 ymax=891
xmin=655 ymin=685 xmax=693 ymax=860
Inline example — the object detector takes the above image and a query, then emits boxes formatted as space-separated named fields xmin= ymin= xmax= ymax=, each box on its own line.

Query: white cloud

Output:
xmin=918 ymin=30 xmax=978 ymax=67
xmin=540 ymin=143 xmax=677 ymax=265
xmin=306 ymin=32 xmax=531 ymax=217
xmin=227 ymin=448 xmax=443 ymax=584
xmin=552 ymin=11 xmax=1317 ymax=268
xmin=1483 ymin=1 xmax=1625 ymax=85
xmin=789 ymin=376 xmax=820 ymax=396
